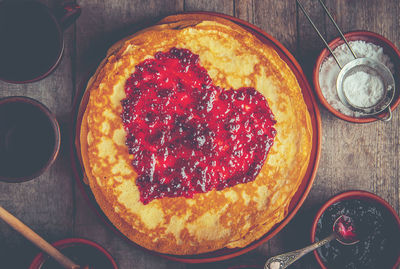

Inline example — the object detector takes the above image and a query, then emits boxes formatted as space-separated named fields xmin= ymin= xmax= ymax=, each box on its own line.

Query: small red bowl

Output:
xmin=313 ymin=31 xmax=400 ymax=123
xmin=310 ymin=190 xmax=400 ymax=269
xmin=29 ymin=238 xmax=118 ymax=269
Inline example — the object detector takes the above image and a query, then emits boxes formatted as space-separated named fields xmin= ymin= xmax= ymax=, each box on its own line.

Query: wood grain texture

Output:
xmin=75 ymin=0 xmax=184 ymax=87
xmin=251 ymin=0 xmax=300 ymax=265
xmin=296 ymin=0 xmax=326 ymax=77
xmin=184 ymin=0 xmax=233 ymax=14
xmin=234 ymin=0 xmax=254 ymax=23
xmin=253 ymin=0 xmax=297 ymax=54
xmin=0 ymin=1 xmax=399 ymax=268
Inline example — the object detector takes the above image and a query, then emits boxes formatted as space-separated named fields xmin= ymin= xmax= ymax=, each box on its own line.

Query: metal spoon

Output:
xmin=264 ymin=215 xmax=359 ymax=269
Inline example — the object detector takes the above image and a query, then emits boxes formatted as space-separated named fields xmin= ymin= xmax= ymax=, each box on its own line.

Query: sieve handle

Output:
xmin=297 ymin=0 xmax=359 ymax=68
xmin=317 ymin=0 xmax=357 ymax=60
xmin=378 ymin=107 xmax=392 ymax=122
xmin=296 ymin=0 xmax=342 ymax=68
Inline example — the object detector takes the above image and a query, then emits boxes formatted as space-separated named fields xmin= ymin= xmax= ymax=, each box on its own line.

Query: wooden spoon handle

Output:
xmin=0 ymin=206 xmax=80 ymax=269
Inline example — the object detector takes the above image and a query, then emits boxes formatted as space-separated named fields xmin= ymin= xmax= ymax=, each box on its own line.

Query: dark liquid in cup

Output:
xmin=0 ymin=2 xmax=62 ymax=82
xmin=0 ymin=102 xmax=55 ymax=179
xmin=40 ymin=244 xmax=115 ymax=269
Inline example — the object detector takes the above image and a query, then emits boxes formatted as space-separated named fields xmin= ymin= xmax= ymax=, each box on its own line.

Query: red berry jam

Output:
xmin=333 ymin=215 xmax=358 ymax=244
xmin=316 ymin=199 xmax=400 ymax=269
xmin=122 ymin=48 xmax=276 ymax=204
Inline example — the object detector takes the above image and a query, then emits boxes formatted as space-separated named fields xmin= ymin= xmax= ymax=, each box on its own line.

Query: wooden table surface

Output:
xmin=1 ymin=0 xmax=399 ymax=268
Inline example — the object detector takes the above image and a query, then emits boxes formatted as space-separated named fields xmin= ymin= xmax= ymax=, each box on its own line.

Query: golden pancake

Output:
xmin=79 ymin=15 xmax=313 ymax=255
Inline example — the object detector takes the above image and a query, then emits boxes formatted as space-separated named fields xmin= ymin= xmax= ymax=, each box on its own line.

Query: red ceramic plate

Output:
xmin=70 ymin=12 xmax=321 ymax=263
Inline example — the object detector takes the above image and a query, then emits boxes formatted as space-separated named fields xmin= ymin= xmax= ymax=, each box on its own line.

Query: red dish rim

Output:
xmin=69 ymin=11 xmax=321 ymax=263
xmin=310 ymin=190 xmax=400 ymax=269
xmin=29 ymin=237 xmax=118 ymax=269
xmin=313 ymin=30 xmax=400 ymax=123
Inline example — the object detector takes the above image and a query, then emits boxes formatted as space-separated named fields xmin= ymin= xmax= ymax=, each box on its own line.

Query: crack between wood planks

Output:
xmin=251 ymin=0 xmax=255 ymax=24
xmin=71 ymin=0 xmax=77 ymax=235
xmin=295 ymin=0 xmax=299 ymax=57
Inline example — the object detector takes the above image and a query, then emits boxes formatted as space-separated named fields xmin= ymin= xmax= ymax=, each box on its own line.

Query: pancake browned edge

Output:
xmin=79 ymin=14 xmax=313 ymax=255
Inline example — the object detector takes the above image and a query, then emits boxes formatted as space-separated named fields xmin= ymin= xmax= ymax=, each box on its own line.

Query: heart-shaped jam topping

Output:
xmin=122 ymin=48 xmax=276 ymax=204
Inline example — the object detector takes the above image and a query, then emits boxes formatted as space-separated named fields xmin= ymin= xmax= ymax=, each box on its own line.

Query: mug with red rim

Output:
xmin=29 ymin=238 xmax=118 ymax=269
xmin=0 ymin=0 xmax=81 ymax=84
xmin=0 ymin=96 xmax=60 ymax=183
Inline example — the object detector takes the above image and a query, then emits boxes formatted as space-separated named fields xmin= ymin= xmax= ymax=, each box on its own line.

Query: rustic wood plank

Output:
xmin=75 ymin=0 xmax=185 ymax=87
xmin=253 ymin=0 xmax=297 ymax=54
xmin=73 ymin=1 xmax=186 ymax=268
xmin=255 ymin=2 xmax=326 ymax=268
xmin=292 ymin=2 xmax=329 ymax=267
xmin=0 ymin=0 xmax=76 ymax=267
xmin=296 ymin=0 xmax=327 ymax=77
xmin=234 ymin=0 xmax=254 ymax=23
xmin=251 ymin=0 xmax=301 ymax=266
xmin=184 ymin=0 xmax=234 ymax=14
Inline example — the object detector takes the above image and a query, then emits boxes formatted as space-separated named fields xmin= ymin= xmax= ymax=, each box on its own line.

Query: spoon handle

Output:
xmin=264 ymin=234 xmax=335 ymax=269
xmin=0 ymin=206 xmax=80 ymax=269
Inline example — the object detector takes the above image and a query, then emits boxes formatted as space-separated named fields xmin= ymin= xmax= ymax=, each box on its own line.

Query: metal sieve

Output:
xmin=336 ymin=58 xmax=395 ymax=119
xmin=297 ymin=0 xmax=395 ymax=121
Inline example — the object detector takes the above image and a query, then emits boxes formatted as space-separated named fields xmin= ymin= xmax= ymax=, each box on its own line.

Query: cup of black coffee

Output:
xmin=0 ymin=97 xmax=60 ymax=182
xmin=0 ymin=1 xmax=81 ymax=83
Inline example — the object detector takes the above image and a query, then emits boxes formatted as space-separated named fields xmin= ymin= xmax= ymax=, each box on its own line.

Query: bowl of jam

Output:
xmin=29 ymin=238 xmax=118 ymax=269
xmin=311 ymin=191 xmax=400 ymax=269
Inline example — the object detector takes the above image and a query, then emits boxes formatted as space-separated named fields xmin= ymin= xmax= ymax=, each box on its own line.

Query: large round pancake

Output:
xmin=79 ymin=15 xmax=313 ymax=255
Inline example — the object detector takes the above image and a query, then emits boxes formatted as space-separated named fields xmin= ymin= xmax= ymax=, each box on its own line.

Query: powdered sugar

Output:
xmin=319 ymin=40 xmax=394 ymax=117
xmin=343 ymin=70 xmax=384 ymax=108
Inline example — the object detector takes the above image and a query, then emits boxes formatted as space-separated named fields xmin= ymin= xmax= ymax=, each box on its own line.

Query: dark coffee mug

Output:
xmin=0 ymin=96 xmax=60 ymax=182
xmin=0 ymin=1 xmax=81 ymax=83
